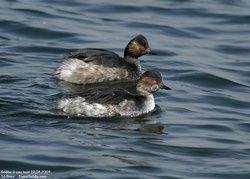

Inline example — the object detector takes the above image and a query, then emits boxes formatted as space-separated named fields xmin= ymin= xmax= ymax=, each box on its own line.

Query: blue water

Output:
xmin=1 ymin=0 xmax=250 ymax=178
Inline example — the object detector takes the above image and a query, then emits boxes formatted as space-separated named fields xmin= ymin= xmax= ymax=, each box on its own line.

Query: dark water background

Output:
xmin=1 ymin=0 xmax=250 ymax=178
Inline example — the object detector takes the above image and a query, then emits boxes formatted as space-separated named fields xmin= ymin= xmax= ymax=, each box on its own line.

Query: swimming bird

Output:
xmin=57 ymin=70 xmax=171 ymax=117
xmin=55 ymin=35 xmax=156 ymax=84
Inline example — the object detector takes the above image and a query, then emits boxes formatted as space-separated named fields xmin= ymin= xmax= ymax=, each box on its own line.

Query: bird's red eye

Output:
xmin=139 ymin=46 xmax=145 ymax=52
xmin=152 ymin=80 xmax=157 ymax=85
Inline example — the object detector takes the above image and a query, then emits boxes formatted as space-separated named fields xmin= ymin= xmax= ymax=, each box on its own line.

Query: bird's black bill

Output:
xmin=146 ymin=48 xmax=157 ymax=55
xmin=148 ymin=51 xmax=157 ymax=55
xmin=160 ymin=83 xmax=171 ymax=90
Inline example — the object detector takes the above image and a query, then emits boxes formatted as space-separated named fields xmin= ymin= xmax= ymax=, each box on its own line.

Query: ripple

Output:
xmin=0 ymin=35 xmax=10 ymax=41
xmin=126 ymin=22 xmax=201 ymax=39
xmin=172 ymin=71 xmax=247 ymax=88
xmin=6 ymin=45 xmax=69 ymax=55
xmin=25 ymin=154 xmax=92 ymax=166
xmin=1 ymin=0 xmax=250 ymax=179
xmin=216 ymin=0 xmax=246 ymax=6
xmin=0 ymin=20 xmax=24 ymax=31
xmin=13 ymin=8 xmax=59 ymax=19
xmin=84 ymin=3 xmax=143 ymax=14
xmin=0 ymin=132 xmax=37 ymax=144
xmin=0 ymin=75 xmax=26 ymax=83
xmin=212 ymin=14 xmax=250 ymax=24
xmin=207 ymin=137 xmax=244 ymax=145
xmin=0 ymin=160 xmax=77 ymax=171
xmin=10 ymin=26 xmax=75 ymax=40
xmin=0 ymin=19 xmax=76 ymax=40
xmin=236 ymin=122 xmax=250 ymax=133
xmin=200 ymin=94 xmax=250 ymax=109
xmin=190 ymin=124 xmax=235 ymax=133
xmin=164 ymin=145 xmax=239 ymax=158
xmin=185 ymin=26 xmax=219 ymax=35
xmin=215 ymin=45 xmax=250 ymax=56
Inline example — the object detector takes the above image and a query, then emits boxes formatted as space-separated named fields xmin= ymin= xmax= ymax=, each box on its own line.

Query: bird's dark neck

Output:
xmin=136 ymin=84 xmax=152 ymax=96
xmin=124 ymin=56 xmax=141 ymax=73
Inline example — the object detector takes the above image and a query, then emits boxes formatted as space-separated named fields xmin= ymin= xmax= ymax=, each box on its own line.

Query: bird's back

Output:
xmin=65 ymin=48 xmax=124 ymax=68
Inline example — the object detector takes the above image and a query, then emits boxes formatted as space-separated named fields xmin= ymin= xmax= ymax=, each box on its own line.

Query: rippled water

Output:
xmin=1 ymin=0 xmax=250 ymax=178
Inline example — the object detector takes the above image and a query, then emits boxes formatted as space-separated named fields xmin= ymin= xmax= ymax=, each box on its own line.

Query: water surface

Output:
xmin=1 ymin=0 xmax=250 ymax=178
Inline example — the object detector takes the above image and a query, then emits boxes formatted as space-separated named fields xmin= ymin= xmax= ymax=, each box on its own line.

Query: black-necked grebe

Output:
xmin=57 ymin=70 xmax=171 ymax=117
xmin=55 ymin=35 xmax=156 ymax=84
